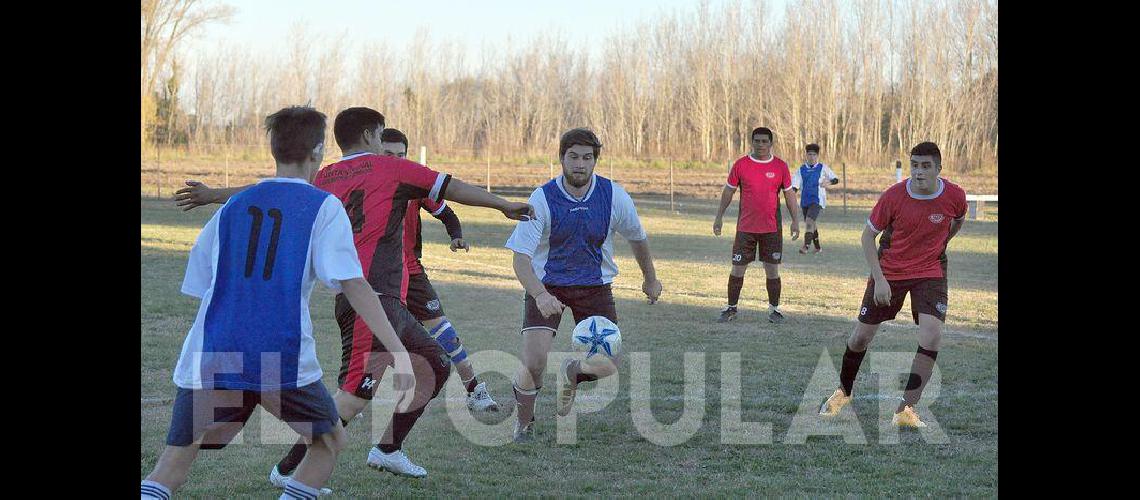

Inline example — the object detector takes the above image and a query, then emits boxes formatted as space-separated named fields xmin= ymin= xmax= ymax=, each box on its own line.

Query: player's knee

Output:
xmin=428 ymin=320 xmax=470 ymax=366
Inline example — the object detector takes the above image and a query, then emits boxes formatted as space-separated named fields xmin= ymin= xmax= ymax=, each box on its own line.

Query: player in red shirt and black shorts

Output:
xmin=713 ymin=127 xmax=802 ymax=324
xmin=818 ymin=141 xmax=967 ymax=428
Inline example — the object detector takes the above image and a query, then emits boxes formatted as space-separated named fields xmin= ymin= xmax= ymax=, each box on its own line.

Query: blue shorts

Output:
xmin=165 ymin=381 xmax=338 ymax=449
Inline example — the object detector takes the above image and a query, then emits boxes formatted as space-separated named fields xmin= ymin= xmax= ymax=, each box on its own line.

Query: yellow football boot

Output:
xmin=891 ymin=405 xmax=928 ymax=428
xmin=818 ymin=388 xmax=852 ymax=416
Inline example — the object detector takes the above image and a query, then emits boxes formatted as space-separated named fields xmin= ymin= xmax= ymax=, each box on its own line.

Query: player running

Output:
xmin=791 ymin=143 xmax=838 ymax=254
xmin=712 ymin=127 xmax=802 ymax=324
xmin=819 ymin=141 xmax=967 ymax=428
xmin=505 ymin=127 xmax=662 ymax=443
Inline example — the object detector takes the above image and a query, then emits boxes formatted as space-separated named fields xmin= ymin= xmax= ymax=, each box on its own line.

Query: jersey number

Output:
xmin=345 ymin=189 xmax=365 ymax=233
xmin=245 ymin=206 xmax=283 ymax=280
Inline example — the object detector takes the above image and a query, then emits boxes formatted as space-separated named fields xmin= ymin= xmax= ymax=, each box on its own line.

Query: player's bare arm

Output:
xmin=713 ymin=185 xmax=736 ymax=236
xmin=947 ymin=217 xmax=964 ymax=241
xmin=512 ymin=251 xmax=565 ymax=317
xmin=628 ymin=238 xmax=662 ymax=304
xmin=861 ymin=225 xmax=891 ymax=306
xmin=173 ymin=180 xmax=248 ymax=211
xmin=443 ymin=178 xmax=534 ymax=221
xmin=340 ymin=277 xmax=416 ymax=412
xmin=784 ymin=187 xmax=802 ymax=240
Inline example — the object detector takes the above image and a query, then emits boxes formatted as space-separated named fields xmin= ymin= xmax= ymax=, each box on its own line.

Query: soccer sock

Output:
xmin=140 ymin=480 xmax=171 ymax=500
xmin=281 ymin=478 xmax=321 ymax=500
xmin=727 ymin=275 xmax=744 ymax=307
xmin=464 ymin=376 xmax=480 ymax=393
xmin=377 ymin=408 xmax=428 ymax=453
xmin=840 ymin=343 xmax=868 ymax=397
xmin=804 ymin=231 xmax=814 ymax=248
xmin=513 ymin=384 xmax=539 ymax=427
xmin=277 ymin=418 xmax=351 ymax=475
xmin=766 ymin=277 xmax=781 ymax=308
xmin=812 ymin=230 xmax=821 ymax=249
xmin=900 ymin=346 xmax=939 ymax=411
xmin=567 ymin=359 xmax=599 ymax=385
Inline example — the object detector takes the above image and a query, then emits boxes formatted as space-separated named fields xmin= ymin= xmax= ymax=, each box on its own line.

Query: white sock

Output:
xmin=281 ymin=478 xmax=321 ymax=500
xmin=140 ymin=480 xmax=172 ymax=500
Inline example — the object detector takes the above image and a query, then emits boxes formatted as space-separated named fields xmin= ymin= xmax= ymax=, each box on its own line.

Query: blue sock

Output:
xmin=140 ymin=480 xmax=171 ymax=500
xmin=280 ymin=478 xmax=321 ymax=500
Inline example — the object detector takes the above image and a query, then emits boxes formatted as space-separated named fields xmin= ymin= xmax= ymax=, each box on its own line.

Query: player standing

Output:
xmin=504 ymin=128 xmax=662 ymax=442
xmin=791 ymin=143 xmax=839 ymax=254
xmin=141 ymin=106 xmax=415 ymax=500
xmin=712 ymin=127 xmax=802 ymax=324
xmin=819 ymin=142 xmax=967 ymax=428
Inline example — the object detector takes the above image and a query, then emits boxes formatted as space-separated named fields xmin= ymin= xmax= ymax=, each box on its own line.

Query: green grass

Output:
xmin=141 ymin=196 xmax=997 ymax=496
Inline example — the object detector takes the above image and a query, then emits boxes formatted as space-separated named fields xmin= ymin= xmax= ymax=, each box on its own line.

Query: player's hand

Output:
xmin=713 ymin=217 xmax=723 ymax=236
xmin=174 ymin=180 xmax=218 ymax=211
xmin=391 ymin=351 xmax=417 ymax=413
xmin=642 ymin=278 xmax=663 ymax=304
xmin=873 ymin=278 xmax=892 ymax=306
xmin=501 ymin=202 xmax=535 ymax=221
xmin=450 ymin=238 xmax=470 ymax=252
xmin=535 ymin=290 xmax=565 ymax=318
xmin=790 ymin=222 xmax=800 ymax=240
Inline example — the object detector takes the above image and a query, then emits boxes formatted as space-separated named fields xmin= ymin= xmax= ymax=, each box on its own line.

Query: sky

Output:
xmin=184 ymin=0 xmax=791 ymax=65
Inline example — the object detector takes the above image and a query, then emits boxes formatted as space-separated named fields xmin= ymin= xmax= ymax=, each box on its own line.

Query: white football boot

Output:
xmin=268 ymin=465 xmax=333 ymax=495
xmin=467 ymin=381 xmax=501 ymax=412
xmin=367 ymin=447 xmax=427 ymax=478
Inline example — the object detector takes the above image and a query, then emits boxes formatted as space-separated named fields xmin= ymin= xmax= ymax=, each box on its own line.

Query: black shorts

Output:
xmin=522 ymin=284 xmax=618 ymax=335
xmin=802 ymin=203 xmax=823 ymax=221
xmin=732 ymin=231 xmax=783 ymax=265
xmin=165 ymin=381 xmax=338 ymax=449
xmin=857 ymin=277 xmax=949 ymax=325
xmin=336 ymin=294 xmax=450 ymax=400
xmin=406 ymin=272 xmax=445 ymax=321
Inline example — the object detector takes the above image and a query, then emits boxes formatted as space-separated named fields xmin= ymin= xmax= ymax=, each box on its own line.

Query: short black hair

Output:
xmin=333 ymin=107 xmax=385 ymax=151
xmin=559 ymin=128 xmax=603 ymax=159
xmin=909 ymin=141 xmax=942 ymax=166
xmin=264 ymin=106 xmax=326 ymax=164
xmin=805 ymin=143 xmax=820 ymax=153
xmin=751 ymin=127 xmax=773 ymax=141
xmin=381 ymin=128 xmax=409 ymax=150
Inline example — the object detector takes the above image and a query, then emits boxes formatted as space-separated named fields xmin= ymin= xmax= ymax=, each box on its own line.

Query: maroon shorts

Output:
xmin=522 ymin=284 xmax=618 ymax=335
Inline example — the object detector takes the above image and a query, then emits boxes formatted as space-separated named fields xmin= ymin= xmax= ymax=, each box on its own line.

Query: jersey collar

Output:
xmin=905 ymin=178 xmax=945 ymax=200
xmin=340 ymin=152 xmax=376 ymax=161
xmin=257 ymin=177 xmax=310 ymax=185
xmin=556 ymin=174 xmax=597 ymax=202
xmin=747 ymin=154 xmax=776 ymax=164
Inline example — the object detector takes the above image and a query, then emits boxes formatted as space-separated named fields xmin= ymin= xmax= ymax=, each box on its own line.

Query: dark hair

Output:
xmin=333 ymin=107 xmax=385 ymax=151
xmin=559 ymin=127 xmax=603 ymax=159
xmin=751 ymin=127 xmax=773 ymax=141
xmin=380 ymin=128 xmax=409 ymax=150
xmin=264 ymin=106 xmax=327 ymax=164
xmin=805 ymin=143 xmax=820 ymax=153
xmin=909 ymin=141 xmax=942 ymax=166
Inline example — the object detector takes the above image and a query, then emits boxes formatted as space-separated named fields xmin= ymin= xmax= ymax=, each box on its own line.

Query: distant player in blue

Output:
xmin=504 ymin=128 xmax=663 ymax=442
xmin=792 ymin=143 xmax=839 ymax=254
xmin=141 ymin=106 xmax=417 ymax=500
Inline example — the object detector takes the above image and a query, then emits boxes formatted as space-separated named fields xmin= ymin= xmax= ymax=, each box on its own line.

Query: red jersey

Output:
xmin=313 ymin=152 xmax=449 ymax=302
xmin=726 ymin=155 xmax=793 ymax=233
xmin=402 ymin=197 xmax=448 ymax=276
xmin=868 ymin=178 xmax=968 ymax=280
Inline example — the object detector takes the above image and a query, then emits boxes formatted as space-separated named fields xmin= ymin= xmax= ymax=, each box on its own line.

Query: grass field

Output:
xmin=141 ymin=192 xmax=997 ymax=496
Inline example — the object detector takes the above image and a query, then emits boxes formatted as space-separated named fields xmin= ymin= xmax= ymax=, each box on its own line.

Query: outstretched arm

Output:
xmin=443 ymin=178 xmax=534 ymax=221
xmin=174 ymin=181 xmax=249 ymax=211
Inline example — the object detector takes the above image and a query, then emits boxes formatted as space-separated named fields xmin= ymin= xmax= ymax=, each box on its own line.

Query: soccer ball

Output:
xmin=570 ymin=316 xmax=622 ymax=360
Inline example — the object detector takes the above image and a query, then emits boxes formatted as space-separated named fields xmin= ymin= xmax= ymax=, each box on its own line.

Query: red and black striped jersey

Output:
xmin=314 ymin=152 xmax=450 ymax=301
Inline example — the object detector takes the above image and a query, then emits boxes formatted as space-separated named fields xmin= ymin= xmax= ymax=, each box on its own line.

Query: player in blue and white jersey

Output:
xmin=504 ymin=128 xmax=663 ymax=442
xmin=791 ymin=143 xmax=839 ymax=254
xmin=141 ymin=106 xmax=416 ymax=500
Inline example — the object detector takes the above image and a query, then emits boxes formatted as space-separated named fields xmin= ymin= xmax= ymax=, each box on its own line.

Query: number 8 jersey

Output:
xmin=174 ymin=178 xmax=365 ymax=390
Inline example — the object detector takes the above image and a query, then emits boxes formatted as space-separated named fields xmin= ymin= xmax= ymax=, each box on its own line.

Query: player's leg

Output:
xmin=893 ymin=278 xmax=948 ymax=427
xmin=368 ymin=300 xmax=451 ymax=477
xmin=558 ymin=285 xmax=621 ymax=416
xmin=721 ymin=232 xmax=757 ymax=322
xmin=821 ymin=279 xmax=905 ymax=416
xmin=261 ymin=382 xmax=345 ymax=497
xmin=756 ymin=231 xmax=785 ymax=323
xmin=514 ymin=327 xmax=557 ymax=441
xmin=809 ymin=205 xmax=824 ymax=252
xmin=142 ymin=445 xmax=199 ymax=498
xmin=800 ymin=211 xmax=815 ymax=253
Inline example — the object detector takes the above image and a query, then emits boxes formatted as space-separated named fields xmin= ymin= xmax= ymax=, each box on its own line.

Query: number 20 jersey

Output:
xmin=313 ymin=152 xmax=450 ymax=302
xmin=174 ymin=178 xmax=365 ymax=390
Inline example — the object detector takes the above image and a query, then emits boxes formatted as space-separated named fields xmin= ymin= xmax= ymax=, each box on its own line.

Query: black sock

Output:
xmin=465 ymin=376 xmax=480 ymax=393
xmin=804 ymin=231 xmax=814 ymax=247
xmin=812 ymin=230 xmax=821 ymax=249
xmin=377 ymin=409 xmax=427 ymax=454
xmin=727 ymin=275 xmax=744 ymax=307
xmin=840 ymin=344 xmax=867 ymax=397
xmin=900 ymin=346 xmax=939 ymax=411
xmin=568 ymin=359 xmax=599 ymax=384
xmin=766 ymin=277 xmax=781 ymax=308
xmin=277 ymin=417 xmax=351 ymax=475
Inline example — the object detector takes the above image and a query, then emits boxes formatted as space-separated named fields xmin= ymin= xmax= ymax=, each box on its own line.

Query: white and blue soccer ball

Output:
xmin=571 ymin=316 xmax=622 ymax=359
